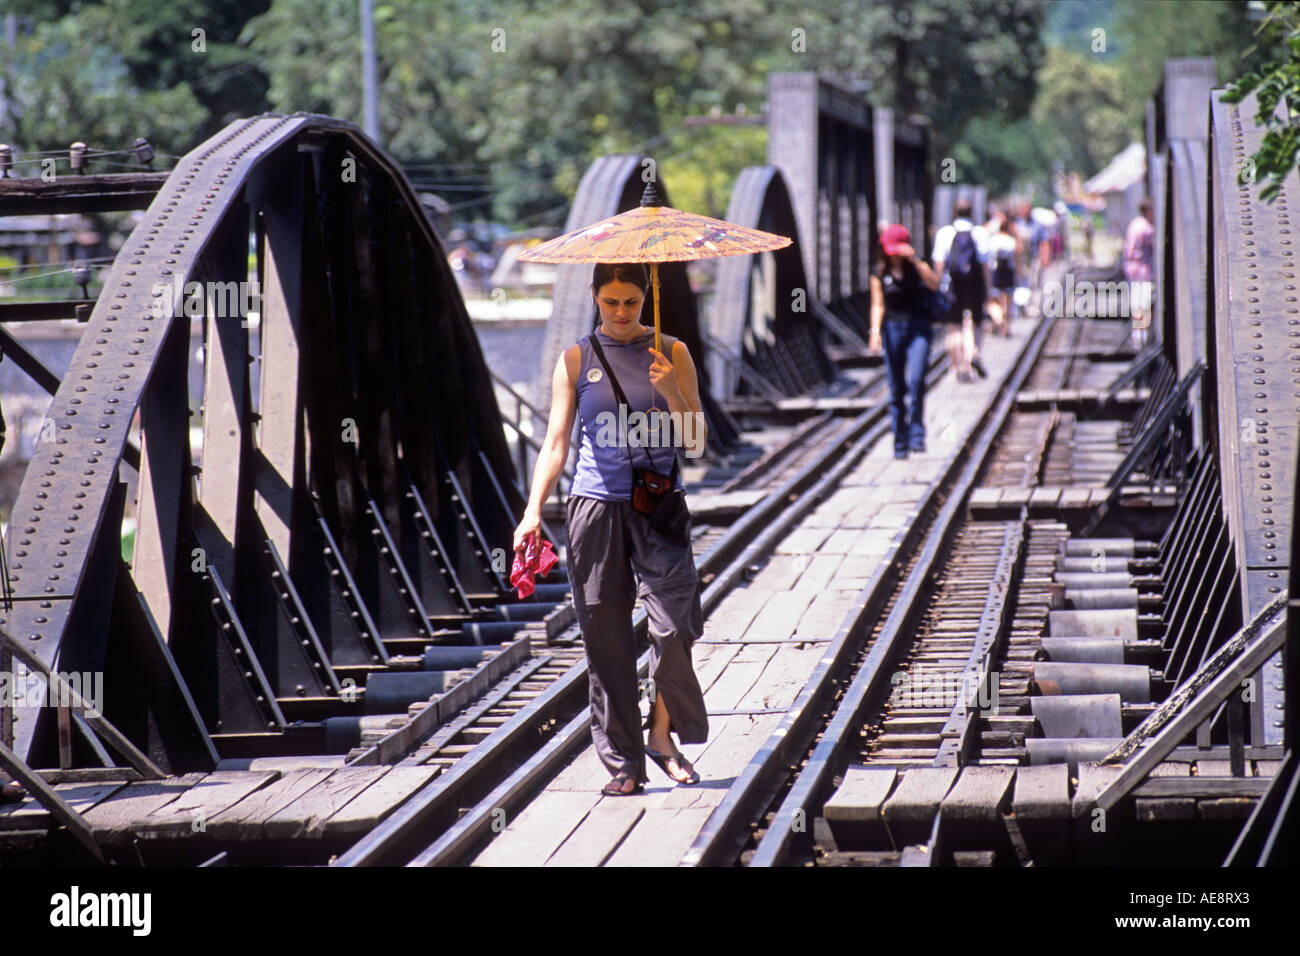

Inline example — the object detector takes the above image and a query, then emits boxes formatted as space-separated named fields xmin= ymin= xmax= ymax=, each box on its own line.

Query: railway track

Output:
xmin=679 ymin=313 xmax=1198 ymax=867
xmin=0 ymin=128 xmax=953 ymax=865
xmin=330 ymin=330 xmax=964 ymax=865
xmin=328 ymin=303 xmax=1062 ymax=867
xmin=674 ymin=309 xmax=1062 ymax=866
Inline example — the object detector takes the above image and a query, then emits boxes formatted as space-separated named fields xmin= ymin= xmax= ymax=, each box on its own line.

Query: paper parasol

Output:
xmin=516 ymin=182 xmax=791 ymax=353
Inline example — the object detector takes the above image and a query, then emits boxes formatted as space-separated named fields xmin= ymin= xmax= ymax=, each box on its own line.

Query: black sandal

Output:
xmin=601 ymin=771 xmax=644 ymax=796
xmin=645 ymin=746 xmax=699 ymax=785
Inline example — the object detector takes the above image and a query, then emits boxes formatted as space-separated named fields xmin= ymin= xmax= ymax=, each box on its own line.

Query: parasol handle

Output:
xmin=651 ymin=263 xmax=661 ymax=355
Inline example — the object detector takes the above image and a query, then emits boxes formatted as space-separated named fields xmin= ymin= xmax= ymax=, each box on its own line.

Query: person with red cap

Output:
xmin=869 ymin=224 xmax=941 ymax=459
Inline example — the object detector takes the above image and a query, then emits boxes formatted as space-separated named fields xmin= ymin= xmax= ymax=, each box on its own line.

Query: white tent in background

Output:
xmin=1084 ymin=142 xmax=1147 ymax=234
xmin=1084 ymin=142 xmax=1146 ymax=194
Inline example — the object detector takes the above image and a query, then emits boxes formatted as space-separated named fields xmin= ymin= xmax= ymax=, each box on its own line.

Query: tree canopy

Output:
xmin=1223 ymin=1 xmax=1300 ymax=203
xmin=0 ymin=0 xmax=1274 ymax=226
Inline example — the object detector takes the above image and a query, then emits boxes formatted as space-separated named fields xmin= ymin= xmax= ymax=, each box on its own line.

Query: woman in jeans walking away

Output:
xmin=870 ymin=224 xmax=941 ymax=459
xmin=512 ymin=262 xmax=709 ymax=796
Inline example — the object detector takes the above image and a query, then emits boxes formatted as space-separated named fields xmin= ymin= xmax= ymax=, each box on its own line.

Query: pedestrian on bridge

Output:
xmin=870 ymin=224 xmax=942 ymax=459
xmin=1123 ymin=198 xmax=1155 ymax=348
xmin=988 ymin=216 xmax=1018 ymax=336
xmin=932 ymin=199 xmax=991 ymax=381
xmin=512 ymin=262 xmax=708 ymax=796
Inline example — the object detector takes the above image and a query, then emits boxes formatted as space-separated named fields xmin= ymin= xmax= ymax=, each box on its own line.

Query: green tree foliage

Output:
xmin=951 ymin=113 xmax=1052 ymax=199
xmin=0 ymin=0 xmax=268 ymax=162
xmin=1031 ymin=47 xmax=1130 ymax=181
xmin=93 ymin=0 xmax=272 ymax=138
xmin=243 ymin=0 xmax=1043 ymax=223
xmin=1 ymin=16 xmax=203 ymax=163
xmin=998 ymin=0 xmax=1260 ymax=192
xmin=3 ymin=0 xmax=1042 ymax=224
xmin=789 ymin=0 xmax=1044 ymax=158
xmin=1223 ymin=1 xmax=1300 ymax=202
xmin=242 ymin=0 xmax=787 ymax=224
xmin=1113 ymin=0 xmax=1260 ymax=127
xmin=479 ymin=0 xmax=786 ymax=223
xmin=6 ymin=1 xmax=1266 ymax=231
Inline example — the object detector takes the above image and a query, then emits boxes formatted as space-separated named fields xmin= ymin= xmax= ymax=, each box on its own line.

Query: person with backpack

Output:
xmin=869 ymin=224 xmax=942 ymax=459
xmin=987 ymin=215 xmax=1018 ymax=337
xmin=931 ymin=199 xmax=991 ymax=381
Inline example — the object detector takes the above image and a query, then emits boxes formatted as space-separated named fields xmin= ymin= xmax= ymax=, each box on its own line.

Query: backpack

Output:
xmin=947 ymin=228 xmax=983 ymax=297
xmin=948 ymin=228 xmax=977 ymax=277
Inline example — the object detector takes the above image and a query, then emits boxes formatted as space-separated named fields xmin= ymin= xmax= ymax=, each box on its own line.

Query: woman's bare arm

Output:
xmin=911 ymin=255 xmax=941 ymax=291
xmin=514 ymin=346 xmax=578 ymax=549
xmin=869 ymin=274 xmax=884 ymax=345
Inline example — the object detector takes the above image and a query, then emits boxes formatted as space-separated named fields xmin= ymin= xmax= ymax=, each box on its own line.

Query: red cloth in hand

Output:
xmin=510 ymin=536 xmax=559 ymax=600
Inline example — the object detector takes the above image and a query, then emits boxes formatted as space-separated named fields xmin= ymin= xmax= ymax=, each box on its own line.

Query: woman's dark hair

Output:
xmin=873 ymin=256 xmax=920 ymax=281
xmin=591 ymin=262 xmax=650 ymax=295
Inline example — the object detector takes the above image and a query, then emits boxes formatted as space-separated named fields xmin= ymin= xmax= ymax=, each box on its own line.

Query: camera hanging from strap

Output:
xmin=587 ymin=333 xmax=683 ymax=519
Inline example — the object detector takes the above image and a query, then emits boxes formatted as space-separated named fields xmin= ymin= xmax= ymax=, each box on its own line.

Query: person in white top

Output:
xmin=932 ymin=206 xmax=991 ymax=264
xmin=931 ymin=199 xmax=991 ymax=381
xmin=986 ymin=215 xmax=1018 ymax=336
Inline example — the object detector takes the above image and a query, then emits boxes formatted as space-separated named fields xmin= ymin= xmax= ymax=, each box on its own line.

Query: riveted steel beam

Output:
xmin=3 ymin=113 xmax=525 ymax=767
xmin=713 ymin=166 xmax=838 ymax=400
xmin=1209 ymin=91 xmax=1297 ymax=749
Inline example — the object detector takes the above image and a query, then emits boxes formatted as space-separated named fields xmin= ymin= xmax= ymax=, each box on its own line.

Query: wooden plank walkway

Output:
xmin=470 ymin=317 xmax=1039 ymax=866
xmin=820 ymin=757 xmax=1278 ymax=857
xmin=0 ymin=763 xmax=440 ymax=848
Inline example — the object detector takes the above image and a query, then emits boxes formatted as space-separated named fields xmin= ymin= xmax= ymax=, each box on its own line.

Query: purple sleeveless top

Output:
xmin=570 ymin=327 xmax=687 ymax=502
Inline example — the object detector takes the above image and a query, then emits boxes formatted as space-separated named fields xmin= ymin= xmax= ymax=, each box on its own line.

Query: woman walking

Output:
xmin=1123 ymin=198 xmax=1155 ymax=348
xmin=988 ymin=216 xmax=1018 ymax=336
xmin=870 ymin=224 xmax=941 ymax=458
xmin=512 ymin=262 xmax=709 ymax=796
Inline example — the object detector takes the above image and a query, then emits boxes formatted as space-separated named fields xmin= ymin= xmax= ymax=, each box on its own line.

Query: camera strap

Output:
xmin=586 ymin=333 xmax=680 ymax=481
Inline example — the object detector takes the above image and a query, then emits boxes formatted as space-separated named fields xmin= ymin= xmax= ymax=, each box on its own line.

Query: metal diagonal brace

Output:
xmin=700 ymin=330 xmax=786 ymax=403
xmin=1103 ymin=341 xmax=1163 ymax=403
xmin=811 ymin=300 xmax=871 ymax=352
xmin=1083 ymin=360 xmax=1204 ymax=535
xmin=0 ymin=739 xmax=104 ymax=861
xmin=0 ymin=626 xmax=164 ymax=779
xmin=1224 ymin=748 xmax=1298 ymax=866
xmin=1109 ymin=359 xmax=1203 ymax=486
xmin=1083 ymin=597 xmax=1286 ymax=817
xmin=0 ymin=326 xmax=142 ymax=472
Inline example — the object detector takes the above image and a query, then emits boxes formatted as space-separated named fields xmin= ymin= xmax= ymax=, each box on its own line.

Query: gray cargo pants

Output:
xmin=565 ymin=495 xmax=709 ymax=781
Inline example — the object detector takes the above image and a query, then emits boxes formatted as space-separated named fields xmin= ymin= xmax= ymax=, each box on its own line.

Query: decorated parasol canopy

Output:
xmin=516 ymin=181 xmax=791 ymax=354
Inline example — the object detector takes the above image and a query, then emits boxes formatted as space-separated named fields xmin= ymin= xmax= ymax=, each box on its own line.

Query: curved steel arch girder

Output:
xmin=2 ymin=114 xmax=522 ymax=766
xmin=711 ymin=165 xmax=835 ymax=400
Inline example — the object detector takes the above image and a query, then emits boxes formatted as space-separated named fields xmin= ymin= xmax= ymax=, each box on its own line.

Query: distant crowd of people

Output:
xmin=870 ymin=197 xmax=1064 ymax=458
xmin=448 ymin=239 xmax=498 ymax=292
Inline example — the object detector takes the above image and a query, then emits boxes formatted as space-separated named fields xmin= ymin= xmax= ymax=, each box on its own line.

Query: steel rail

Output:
xmin=704 ymin=310 xmax=1054 ymax=868
xmin=335 ymin=352 xmax=946 ymax=865
xmin=400 ymin=412 xmax=899 ymax=867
